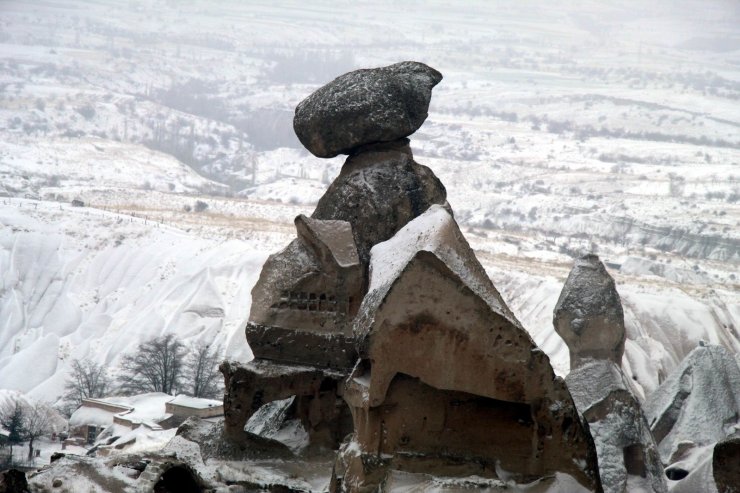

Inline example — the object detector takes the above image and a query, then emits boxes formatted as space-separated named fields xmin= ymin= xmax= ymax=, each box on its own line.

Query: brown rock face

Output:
xmin=554 ymin=254 xmax=625 ymax=369
xmin=246 ymin=140 xmax=447 ymax=370
xmin=247 ymin=214 xmax=364 ymax=369
xmin=235 ymin=139 xmax=446 ymax=449
xmin=220 ymin=360 xmax=352 ymax=449
xmin=713 ymin=436 xmax=740 ymax=493
xmin=333 ymin=206 xmax=602 ymax=492
xmin=231 ymin=63 xmax=603 ymax=493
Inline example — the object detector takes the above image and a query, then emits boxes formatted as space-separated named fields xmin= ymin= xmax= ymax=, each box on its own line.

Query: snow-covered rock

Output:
xmin=566 ymin=359 xmax=666 ymax=493
xmin=644 ymin=345 xmax=740 ymax=465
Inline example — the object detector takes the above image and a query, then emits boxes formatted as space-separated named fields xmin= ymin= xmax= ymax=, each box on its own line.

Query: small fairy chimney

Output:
xmin=553 ymin=253 xmax=626 ymax=369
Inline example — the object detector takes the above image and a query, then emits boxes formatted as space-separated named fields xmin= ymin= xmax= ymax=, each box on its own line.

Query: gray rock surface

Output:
xmin=312 ymin=139 xmax=447 ymax=263
xmin=247 ymin=214 xmax=364 ymax=349
xmin=566 ymin=359 xmax=667 ymax=493
xmin=553 ymin=254 xmax=625 ymax=369
xmin=644 ymin=344 xmax=740 ymax=465
xmin=294 ymin=61 xmax=442 ymax=157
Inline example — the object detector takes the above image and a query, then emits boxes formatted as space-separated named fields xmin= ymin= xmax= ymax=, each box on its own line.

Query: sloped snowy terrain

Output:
xmin=0 ymin=199 xmax=270 ymax=401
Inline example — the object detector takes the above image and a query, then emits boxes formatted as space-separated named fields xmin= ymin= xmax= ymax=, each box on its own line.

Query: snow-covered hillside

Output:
xmin=0 ymin=199 xmax=269 ymax=401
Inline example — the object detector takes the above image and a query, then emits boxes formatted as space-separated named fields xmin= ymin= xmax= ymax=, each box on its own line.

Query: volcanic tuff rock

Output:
xmin=246 ymin=214 xmax=363 ymax=369
xmin=231 ymin=65 xmax=448 ymax=456
xmin=553 ymin=254 xmax=625 ymax=369
xmin=293 ymin=61 xmax=442 ymax=157
xmin=566 ymin=360 xmax=667 ymax=493
xmin=312 ymin=139 xmax=447 ymax=263
xmin=333 ymin=205 xmax=602 ymax=492
xmin=644 ymin=344 xmax=740 ymax=464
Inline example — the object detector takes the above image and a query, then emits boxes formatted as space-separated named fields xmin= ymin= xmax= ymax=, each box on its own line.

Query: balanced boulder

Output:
xmin=294 ymin=61 xmax=442 ymax=157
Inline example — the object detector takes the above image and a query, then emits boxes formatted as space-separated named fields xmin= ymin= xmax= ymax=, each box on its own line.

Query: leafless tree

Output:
xmin=62 ymin=358 xmax=112 ymax=414
xmin=118 ymin=334 xmax=186 ymax=395
xmin=23 ymin=402 xmax=54 ymax=461
xmin=184 ymin=343 xmax=223 ymax=399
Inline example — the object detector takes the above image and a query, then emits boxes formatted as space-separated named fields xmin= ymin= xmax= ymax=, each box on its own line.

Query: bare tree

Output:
xmin=184 ymin=343 xmax=223 ymax=399
xmin=119 ymin=334 xmax=186 ymax=395
xmin=23 ymin=402 xmax=54 ymax=461
xmin=62 ymin=358 xmax=112 ymax=414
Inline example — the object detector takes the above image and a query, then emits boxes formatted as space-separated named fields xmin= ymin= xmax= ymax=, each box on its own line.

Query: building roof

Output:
xmin=167 ymin=394 xmax=222 ymax=410
xmin=70 ymin=392 xmax=174 ymax=429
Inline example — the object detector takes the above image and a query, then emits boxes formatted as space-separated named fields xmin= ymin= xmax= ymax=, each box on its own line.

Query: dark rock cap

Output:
xmin=293 ymin=61 xmax=443 ymax=158
xmin=553 ymin=253 xmax=625 ymax=369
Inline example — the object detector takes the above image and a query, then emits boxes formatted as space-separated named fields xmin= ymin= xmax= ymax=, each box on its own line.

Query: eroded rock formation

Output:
xmin=554 ymin=254 xmax=625 ymax=369
xmin=312 ymin=139 xmax=446 ymax=264
xmin=223 ymin=62 xmax=604 ymax=492
xmin=223 ymin=61 xmax=447 ymax=450
xmin=246 ymin=215 xmax=363 ymax=369
xmin=333 ymin=206 xmax=601 ymax=491
xmin=644 ymin=344 xmax=740 ymax=466
xmin=567 ymin=360 xmax=667 ymax=493
xmin=557 ymin=255 xmax=666 ymax=493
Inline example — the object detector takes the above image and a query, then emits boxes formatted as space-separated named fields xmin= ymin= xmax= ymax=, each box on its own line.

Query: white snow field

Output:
xmin=0 ymin=199 xmax=266 ymax=400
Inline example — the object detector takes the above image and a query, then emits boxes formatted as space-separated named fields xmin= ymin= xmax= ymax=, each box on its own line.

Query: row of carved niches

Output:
xmin=270 ymin=290 xmax=355 ymax=313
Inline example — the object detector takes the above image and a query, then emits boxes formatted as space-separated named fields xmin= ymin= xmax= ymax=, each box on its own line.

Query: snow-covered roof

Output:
xmin=167 ymin=394 xmax=222 ymax=410
xmin=355 ymin=204 xmax=521 ymax=340
xmin=69 ymin=404 xmax=120 ymax=428
xmin=70 ymin=392 xmax=174 ymax=429
xmin=296 ymin=214 xmax=359 ymax=268
xmin=114 ymin=393 xmax=173 ymax=426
